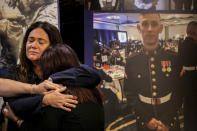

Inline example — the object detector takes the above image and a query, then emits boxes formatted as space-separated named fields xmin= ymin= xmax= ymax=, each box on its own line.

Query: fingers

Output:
xmin=60 ymin=106 xmax=72 ymax=112
xmin=44 ymin=80 xmax=63 ymax=90
xmin=62 ymin=94 xmax=78 ymax=105
xmin=37 ymin=80 xmax=64 ymax=94
xmin=59 ymin=101 xmax=77 ymax=112
xmin=43 ymin=91 xmax=78 ymax=111
xmin=157 ymin=120 xmax=163 ymax=127
xmin=63 ymin=102 xmax=76 ymax=108
xmin=55 ymin=87 xmax=67 ymax=93
xmin=156 ymin=125 xmax=162 ymax=131
xmin=64 ymin=98 xmax=78 ymax=105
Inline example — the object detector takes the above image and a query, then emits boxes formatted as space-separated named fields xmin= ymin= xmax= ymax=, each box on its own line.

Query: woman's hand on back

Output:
xmin=42 ymin=88 xmax=78 ymax=112
xmin=32 ymin=80 xmax=63 ymax=94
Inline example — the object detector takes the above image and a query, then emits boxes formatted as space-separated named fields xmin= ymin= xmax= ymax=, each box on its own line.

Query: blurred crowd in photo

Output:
xmin=93 ymin=37 xmax=183 ymax=68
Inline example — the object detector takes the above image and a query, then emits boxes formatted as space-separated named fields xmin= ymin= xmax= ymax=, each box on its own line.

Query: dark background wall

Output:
xmin=59 ymin=0 xmax=84 ymax=63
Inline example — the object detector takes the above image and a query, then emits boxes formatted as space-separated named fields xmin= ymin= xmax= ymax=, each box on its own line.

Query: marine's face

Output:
xmin=137 ymin=14 xmax=163 ymax=50
xmin=26 ymin=28 xmax=50 ymax=64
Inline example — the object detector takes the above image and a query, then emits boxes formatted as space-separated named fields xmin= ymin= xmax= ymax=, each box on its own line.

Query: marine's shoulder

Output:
xmin=127 ymin=51 xmax=142 ymax=61
xmin=160 ymin=48 xmax=177 ymax=57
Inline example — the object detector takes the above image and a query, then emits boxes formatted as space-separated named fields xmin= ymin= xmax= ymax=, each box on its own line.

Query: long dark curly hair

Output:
xmin=17 ymin=21 xmax=63 ymax=82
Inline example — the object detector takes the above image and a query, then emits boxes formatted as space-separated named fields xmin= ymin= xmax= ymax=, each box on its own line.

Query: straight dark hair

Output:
xmin=40 ymin=44 xmax=80 ymax=79
xmin=40 ymin=43 xmax=103 ymax=104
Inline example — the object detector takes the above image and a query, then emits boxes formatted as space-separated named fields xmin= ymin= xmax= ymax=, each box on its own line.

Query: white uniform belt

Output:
xmin=183 ymin=66 xmax=197 ymax=71
xmin=138 ymin=93 xmax=172 ymax=105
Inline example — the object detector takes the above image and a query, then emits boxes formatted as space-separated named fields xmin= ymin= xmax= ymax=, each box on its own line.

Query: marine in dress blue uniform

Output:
xmin=124 ymin=13 xmax=183 ymax=131
xmin=125 ymin=47 xmax=182 ymax=131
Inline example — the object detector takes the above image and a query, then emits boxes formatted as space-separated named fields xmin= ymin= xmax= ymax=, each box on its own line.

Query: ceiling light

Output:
xmin=106 ymin=15 xmax=120 ymax=20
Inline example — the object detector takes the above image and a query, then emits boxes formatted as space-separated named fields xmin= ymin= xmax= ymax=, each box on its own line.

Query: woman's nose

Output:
xmin=30 ymin=41 xmax=39 ymax=48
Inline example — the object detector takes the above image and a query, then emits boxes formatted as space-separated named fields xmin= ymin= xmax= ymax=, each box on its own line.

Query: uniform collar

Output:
xmin=141 ymin=45 xmax=161 ymax=56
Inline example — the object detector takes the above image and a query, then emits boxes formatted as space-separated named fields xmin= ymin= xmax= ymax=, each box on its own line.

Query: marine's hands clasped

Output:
xmin=147 ymin=118 xmax=169 ymax=131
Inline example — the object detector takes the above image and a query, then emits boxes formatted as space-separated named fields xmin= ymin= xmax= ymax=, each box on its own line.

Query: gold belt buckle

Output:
xmin=151 ymin=98 xmax=161 ymax=105
xmin=151 ymin=98 xmax=156 ymax=105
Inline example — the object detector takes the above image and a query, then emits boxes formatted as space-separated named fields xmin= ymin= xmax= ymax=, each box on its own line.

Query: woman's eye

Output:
xmin=28 ymin=39 xmax=34 ymax=43
xmin=39 ymin=40 xmax=45 ymax=45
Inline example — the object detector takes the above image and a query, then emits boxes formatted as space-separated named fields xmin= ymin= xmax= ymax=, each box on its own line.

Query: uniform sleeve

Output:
xmin=160 ymin=64 xmax=184 ymax=127
xmin=124 ymin=59 xmax=153 ymax=123
xmin=159 ymin=85 xmax=183 ymax=127
xmin=177 ymin=41 xmax=184 ymax=66
xmin=50 ymin=64 xmax=102 ymax=88
xmin=124 ymin=59 xmax=137 ymax=114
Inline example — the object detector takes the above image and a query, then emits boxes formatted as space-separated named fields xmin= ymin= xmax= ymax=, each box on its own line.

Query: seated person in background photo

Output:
xmin=93 ymin=39 xmax=102 ymax=67
xmin=1 ymin=21 xmax=101 ymax=131
xmin=135 ymin=0 xmax=158 ymax=10
xmin=110 ymin=49 xmax=125 ymax=66
xmin=101 ymin=47 xmax=111 ymax=65
xmin=3 ymin=44 xmax=104 ymax=131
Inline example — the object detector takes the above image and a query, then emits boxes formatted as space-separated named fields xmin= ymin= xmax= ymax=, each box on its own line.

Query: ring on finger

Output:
xmin=63 ymin=103 xmax=68 ymax=107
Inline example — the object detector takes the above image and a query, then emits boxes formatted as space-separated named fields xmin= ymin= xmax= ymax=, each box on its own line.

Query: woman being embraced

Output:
xmin=2 ymin=21 xmax=102 ymax=131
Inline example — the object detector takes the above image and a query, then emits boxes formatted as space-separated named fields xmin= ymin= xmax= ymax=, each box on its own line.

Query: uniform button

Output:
xmin=150 ymin=57 xmax=155 ymax=62
xmin=152 ymin=78 xmax=156 ymax=82
xmin=152 ymin=92 xmax=157 ymax=97
xmin=166 ymin=74 xmax=170 ymax=77
xmin=152 ymin=71 xmax=156 ymax=75
xmin=152 ymin=85 xmax=157 ymax=90
xmin=151 ymin=64 xmax=155 ymax=69
xmin=137 ymin=74 xmax=141 ymax=78
xmin=174 ymin=117 xmax=177 ymax=120
xmin=167 ymin=67 xmax=172 ymax=72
